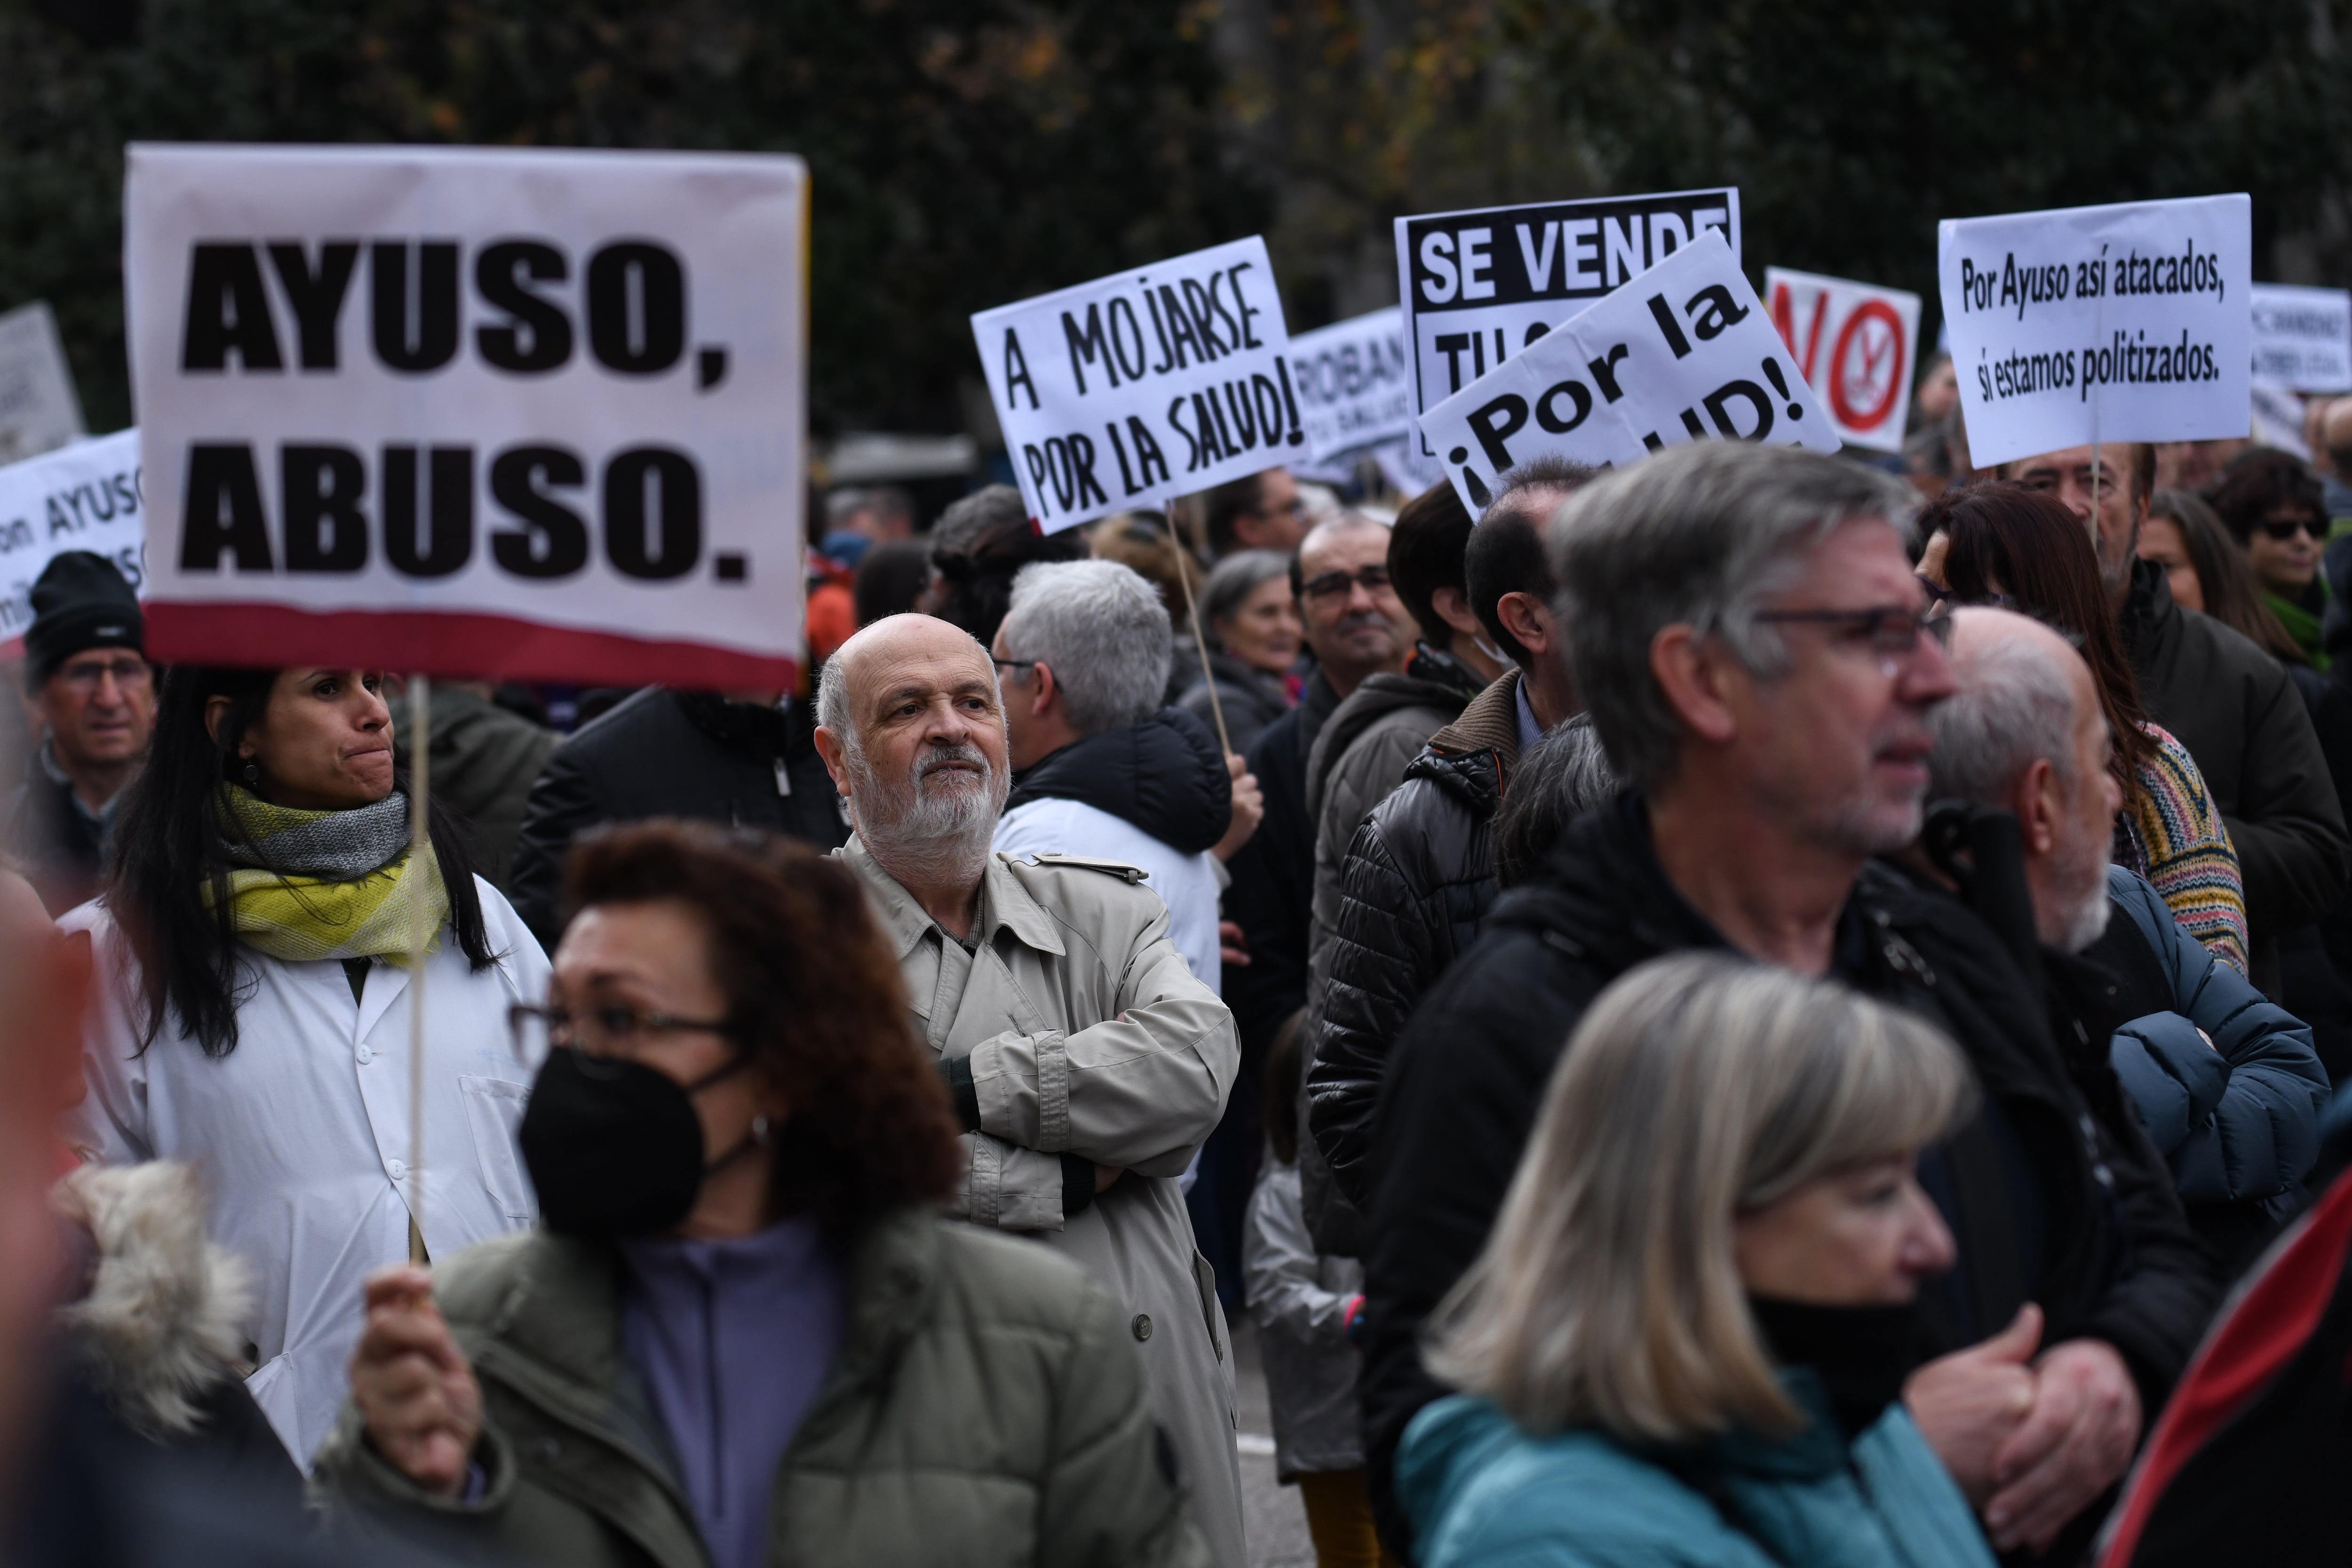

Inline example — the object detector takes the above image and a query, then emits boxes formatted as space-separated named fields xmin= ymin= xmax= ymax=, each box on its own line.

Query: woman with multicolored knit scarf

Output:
xmin=60 ymin=665 xmax=549 ymax=1472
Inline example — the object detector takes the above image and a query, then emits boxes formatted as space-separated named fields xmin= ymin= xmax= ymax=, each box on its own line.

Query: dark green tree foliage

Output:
xmin=0 ymin=0 xmax=1267 ymax=434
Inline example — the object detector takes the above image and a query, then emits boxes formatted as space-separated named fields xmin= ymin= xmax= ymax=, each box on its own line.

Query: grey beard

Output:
xmin=1819 ymin=786 xmax=1927 ymax=858
xmin=849 ymin=740 xmax=1007 ymax=887
xmin=2049 ymin=833 xmax=2115 ymax=954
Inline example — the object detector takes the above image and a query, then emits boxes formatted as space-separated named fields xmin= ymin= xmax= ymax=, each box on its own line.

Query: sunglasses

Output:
xmin=2257 ymin=515 xmax=2324 ymax=542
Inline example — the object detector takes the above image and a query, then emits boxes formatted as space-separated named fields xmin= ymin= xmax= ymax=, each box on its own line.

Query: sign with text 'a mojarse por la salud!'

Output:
xmin=971 ymin=238 xmax=1301 ymax=533
xmin=127 ymin=143 xmax=809 ymax=688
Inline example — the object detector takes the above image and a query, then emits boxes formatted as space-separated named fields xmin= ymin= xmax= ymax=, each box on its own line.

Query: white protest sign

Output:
xmin=1288 ymin=306 xmax=1413 ymax=462
xmin=0 ymin=302 xmax=88 ymax=466
xmin=2250 ymin=284 xmax=2352 ymax=392
xmin=1938 ymin=195 xmax=2251 ymax=469
xmin=0 ymin=428 xmax=145 ymax=651
xmin=1372 ymin=436 xmax=1446 ymax=500
xmin=1417 ymin=230 xmax=1836 ymax=513
xmin=1394 ymin=188 xmax=1739 ymax=455
xmin=126 ymin=143 xmax=808 ymax=688
xmin=1764 ymin=268 xmax=1921 ymax=453
xmin=970 ymin=238 xmax=1297 ymax=533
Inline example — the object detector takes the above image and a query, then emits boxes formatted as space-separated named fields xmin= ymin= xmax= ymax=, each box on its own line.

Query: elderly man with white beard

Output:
xmin=1926 ymin=606 xmax=2328 ymax=1265
xmin=812 ymin=613 xmax=1248 ymax=1568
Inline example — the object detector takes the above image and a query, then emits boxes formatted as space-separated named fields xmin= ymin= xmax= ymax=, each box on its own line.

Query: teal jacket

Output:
xmin=1397 ymin=1375 xmax=1995 ymax=1568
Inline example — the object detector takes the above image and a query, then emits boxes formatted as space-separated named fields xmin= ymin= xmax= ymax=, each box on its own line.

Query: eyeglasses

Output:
xmin=1300 ymin=565 xmax=1392 ymax=602
xmin=53 ymin=654 xmax=151 ymax=692
xmin=1753 ymin=605 xmax=1956 ymax=659
xmin=507 ymin=1002 xmax=737 ymax=1070
xmin=2257 ymin=515 xmax=2324 ymax=542
xmin=990 ymin=657 xmax=1039 ymax=677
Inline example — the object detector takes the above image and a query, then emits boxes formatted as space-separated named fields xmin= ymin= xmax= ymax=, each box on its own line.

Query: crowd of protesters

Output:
xmin=10 ymin=366 xmax=2352 ymax=1568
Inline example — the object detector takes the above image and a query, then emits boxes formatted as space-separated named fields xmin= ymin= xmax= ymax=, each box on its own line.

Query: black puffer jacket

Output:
xmin=1309 ymin=671 xmax=1523 ymax=1210
xmin=1003 ymin=707 xmax=1233 ymax=852
xmin=509 ymin=688 xmax=845 ymax=946
xmin=1358 ymin=795 xmax=2218 ymax=1553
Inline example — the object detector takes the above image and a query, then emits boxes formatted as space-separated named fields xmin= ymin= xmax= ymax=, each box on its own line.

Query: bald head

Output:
xmin=817 ymin=613 xmax=996 ymax=741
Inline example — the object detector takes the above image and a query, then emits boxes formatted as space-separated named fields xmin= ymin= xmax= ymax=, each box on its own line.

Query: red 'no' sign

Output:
xmin=1828 ymin=300 xmax=1906 ymax=431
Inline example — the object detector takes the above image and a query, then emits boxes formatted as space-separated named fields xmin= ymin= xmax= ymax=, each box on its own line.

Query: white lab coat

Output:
xmin=61 ymin=880 xmax=549 ymax=1469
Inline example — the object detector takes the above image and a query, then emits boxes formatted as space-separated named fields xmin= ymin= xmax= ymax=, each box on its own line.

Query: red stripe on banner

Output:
xmin=145 ymin=602 xmax=802 ymax=692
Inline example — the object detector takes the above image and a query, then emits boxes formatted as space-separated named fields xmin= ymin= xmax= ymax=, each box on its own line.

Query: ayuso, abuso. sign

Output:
xmin=126 ymin=143 xmax=808 ymax=688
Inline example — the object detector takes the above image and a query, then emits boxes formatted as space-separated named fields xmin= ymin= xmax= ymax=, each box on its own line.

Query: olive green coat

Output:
xmin=313 ymin=1208 xmax=1212 ymax=1568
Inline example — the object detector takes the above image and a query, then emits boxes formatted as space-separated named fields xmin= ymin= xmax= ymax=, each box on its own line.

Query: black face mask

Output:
xmin=1745 ymin=1295 xmax=1924 ymax=1441
xmin=519 ymin=1047 xmax=756 ymax=1238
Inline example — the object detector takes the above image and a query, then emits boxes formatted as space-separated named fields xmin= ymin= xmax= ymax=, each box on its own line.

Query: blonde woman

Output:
xmin=1398 ymin=953 xmax=1996 ymax=1568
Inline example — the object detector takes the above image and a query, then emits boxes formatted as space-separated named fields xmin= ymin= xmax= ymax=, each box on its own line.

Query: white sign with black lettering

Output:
xmin=971 ymin=237 xmax=1297 ymax=533
xmin=126 ymin=143 xmax=808 ymax=688
xmin=1938 ymin=194 xmax=2251 ymax=470
xmin=1764 ymin=268 xmax=1920 ymax=453
xmin=0 ymin=302 xmax=88 ymax=466
xmin=1417 ymin=231 xmax=1836 ymax=515
xmin=1394 ymin=188 xmax=1739 ymax=455
xmin=1288 ymin=306 xmax=1413 ymax=462
xmin=2250 ymin=283 xmax=2352 ymax=393
xmin=0 ymin=428 xmax=145 ymax=649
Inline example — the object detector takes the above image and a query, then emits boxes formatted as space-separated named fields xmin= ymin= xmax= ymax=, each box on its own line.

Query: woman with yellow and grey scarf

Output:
xmin=61 ymin=664 xmax=549 ymax=1471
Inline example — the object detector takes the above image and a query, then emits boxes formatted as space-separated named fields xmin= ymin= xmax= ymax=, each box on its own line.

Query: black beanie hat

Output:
xmin=24 ymin=551 xmax=143 ymax=689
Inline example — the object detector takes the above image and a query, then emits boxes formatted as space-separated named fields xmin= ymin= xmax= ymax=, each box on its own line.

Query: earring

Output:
xmin=241 ymin=759 xmax=261 ymax=786
xmin=750 ymin=1114 xmax=773 ymax=1146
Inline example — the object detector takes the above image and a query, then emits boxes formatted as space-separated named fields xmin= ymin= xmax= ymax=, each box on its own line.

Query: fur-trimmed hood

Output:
xmin=53 ymin=1162 xmax=251 ymax=1440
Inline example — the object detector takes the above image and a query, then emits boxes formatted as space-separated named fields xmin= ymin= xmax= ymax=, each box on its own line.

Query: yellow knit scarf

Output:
xmin=206 ymin=786 xmax=449 ymax=965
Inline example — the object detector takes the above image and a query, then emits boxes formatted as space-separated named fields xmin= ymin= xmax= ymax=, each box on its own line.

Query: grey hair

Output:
xmin=1425 ymin=952 xmax=1974 ymax=1444
xmin=1927 ymin=627 xmax=2082 ymax=805
xmin=1493 ymin=714 xmax=1620 ymax=889
xmin=1549 ymin=444 xmax=1919 ymax=796
xmin=1201 ymin=549 xmax=1293 ymax=643
xmin=997 ymin=560 xmax=1174 ymax=734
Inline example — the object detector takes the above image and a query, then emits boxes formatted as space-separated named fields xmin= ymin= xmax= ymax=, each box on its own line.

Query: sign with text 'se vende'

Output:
xmin=1395 ymin=188 xmax=1739 ymax=456
xmin=1938 ymin=195 xmax=2251 ymax=470
xmin=126 ymin=143 xmax=808 ymax=687
xmin=971 ymin=238 xmax=1297 ymax=533
xmin=0 ymin=427 xmax=145 ymax=651
xmin=1764 ymin=268 xmax=1920 ymax=453
xmin=1289 ymin=306 xmax=1413 ymax=462
xmin=2250 ymin=283 xmax=2352 ymax=393
xmin=1417 ymin=230 xmax=1837 ymax=515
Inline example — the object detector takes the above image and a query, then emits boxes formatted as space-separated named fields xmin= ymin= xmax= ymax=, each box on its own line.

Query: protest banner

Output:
xmin=1288 ymin=305 xmax=1414 ymax=462
xmin=126 ymin=143 xmax=810 ymax=689
xmin=2250 ymin=283 xmax=2352 ymax=393
xmin=1764 ymin=267 xmax=1920 ymax=453
xmin=0 ymin=427 xmax=144 ymax=652
xmin=1394 ymin=188 xmax=1739 ymax=455
xmin=1938 ymin=195 xmax=2251 ymax=469
xmin=0 ymin=302 xmax=88 ymax=466
xmin=1416 ymin=230 xmax=1836 ymax=516
xmin=969 ymin=237 xmax=1297 ymax=533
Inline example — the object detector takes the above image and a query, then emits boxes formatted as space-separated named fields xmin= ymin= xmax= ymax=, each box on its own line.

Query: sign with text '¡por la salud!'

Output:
xmin=970 ymin=237 xmax=1298 ymax=533
xmin=1288 ymin=306 xmax=1414 ymax=463
xmin=2250 ymin=284 xmax=2352 ymax=393
xmin=1417 ymin=231 xmax=1837 ymax=515
xmin=1938 ymin=194 xmax=2251 ymax=470
xmin=0 ymin=427 xmax=145 ymax=651
xmin=126 ymin=144 xmax=809 ymax=688
xmin=1764 ymin=268 xmax=1920 ymax=454
xmin=1394 ymin=188 xmax=1740 ymax=455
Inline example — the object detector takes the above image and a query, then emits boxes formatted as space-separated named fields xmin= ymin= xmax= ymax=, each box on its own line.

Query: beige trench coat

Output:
xmin=841 ymin=839 xmax=1246 ymax=1568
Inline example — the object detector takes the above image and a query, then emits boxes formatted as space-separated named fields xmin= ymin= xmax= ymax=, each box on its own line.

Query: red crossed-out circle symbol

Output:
xmin=1828 ymin=299 xmax=1907 ymax=431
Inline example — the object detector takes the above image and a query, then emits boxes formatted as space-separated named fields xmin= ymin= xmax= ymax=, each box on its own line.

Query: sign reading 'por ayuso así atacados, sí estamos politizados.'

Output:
xmin=127 ymin=143 xmax=808 ymax=689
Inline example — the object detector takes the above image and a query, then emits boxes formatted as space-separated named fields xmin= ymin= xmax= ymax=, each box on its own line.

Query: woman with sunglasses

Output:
xmin=64 ymin=665 xmax=546 ymax=1470
xmin=323 ymin=822 xmax=1208 ymax=1568
xmin=2206 ymin=449 xmax=2334 ymax=671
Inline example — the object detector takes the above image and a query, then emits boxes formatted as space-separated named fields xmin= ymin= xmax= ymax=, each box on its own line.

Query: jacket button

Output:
xmin=1132 ymin=1313 xmax=1153 ymax=1342
xmin=386 ymin=1159 xmax=408 ymax=1181
xmin=356 ymin=1045 xmax=373 ymax=1064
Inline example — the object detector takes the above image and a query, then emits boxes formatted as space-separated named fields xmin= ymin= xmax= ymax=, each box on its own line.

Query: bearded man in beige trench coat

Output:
xmin=813 ymin=613 xmax=1247 ymax=1568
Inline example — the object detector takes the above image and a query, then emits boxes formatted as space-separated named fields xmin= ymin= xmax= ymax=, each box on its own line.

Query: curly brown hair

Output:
xmin=561 ymin=820 xmax=958 ymax=1235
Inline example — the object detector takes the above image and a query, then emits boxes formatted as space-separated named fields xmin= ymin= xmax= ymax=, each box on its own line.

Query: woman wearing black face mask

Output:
xmin=321 ymin=821 xmax=1212 ymax=1568
xmin=1398 ymin=954 xmax=2000 ymax=1568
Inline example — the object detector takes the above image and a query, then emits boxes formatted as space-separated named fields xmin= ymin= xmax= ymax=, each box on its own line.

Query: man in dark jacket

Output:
xmin=1309 ymin=460 xmax=1591 ymax=1209
xmin=1361 ymin=444 xmax=2216 ymax=1559
xmin=507 ymin=688 xmax=843 ymax=946
xmin=2005 ymin=443 xmax=2352 ymax=996
xmin=4 ymin=553 xmax=151 ymax=914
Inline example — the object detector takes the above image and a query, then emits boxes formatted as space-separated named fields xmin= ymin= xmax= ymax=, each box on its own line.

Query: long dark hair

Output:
xmin=2148 ymin=487 xmax=2309 ymax=666
xmin=107 ymin=666 xmax=493 ymax=1058
xmin=1922 ymin=481 xmax=2154 ymax=793
xmin=562 ymin=821 xmax=958 ymax=1235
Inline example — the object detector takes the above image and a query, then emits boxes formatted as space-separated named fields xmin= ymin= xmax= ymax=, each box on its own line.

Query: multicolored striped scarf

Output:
xmin=205 ymin=785 xmax=447 ymax=964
